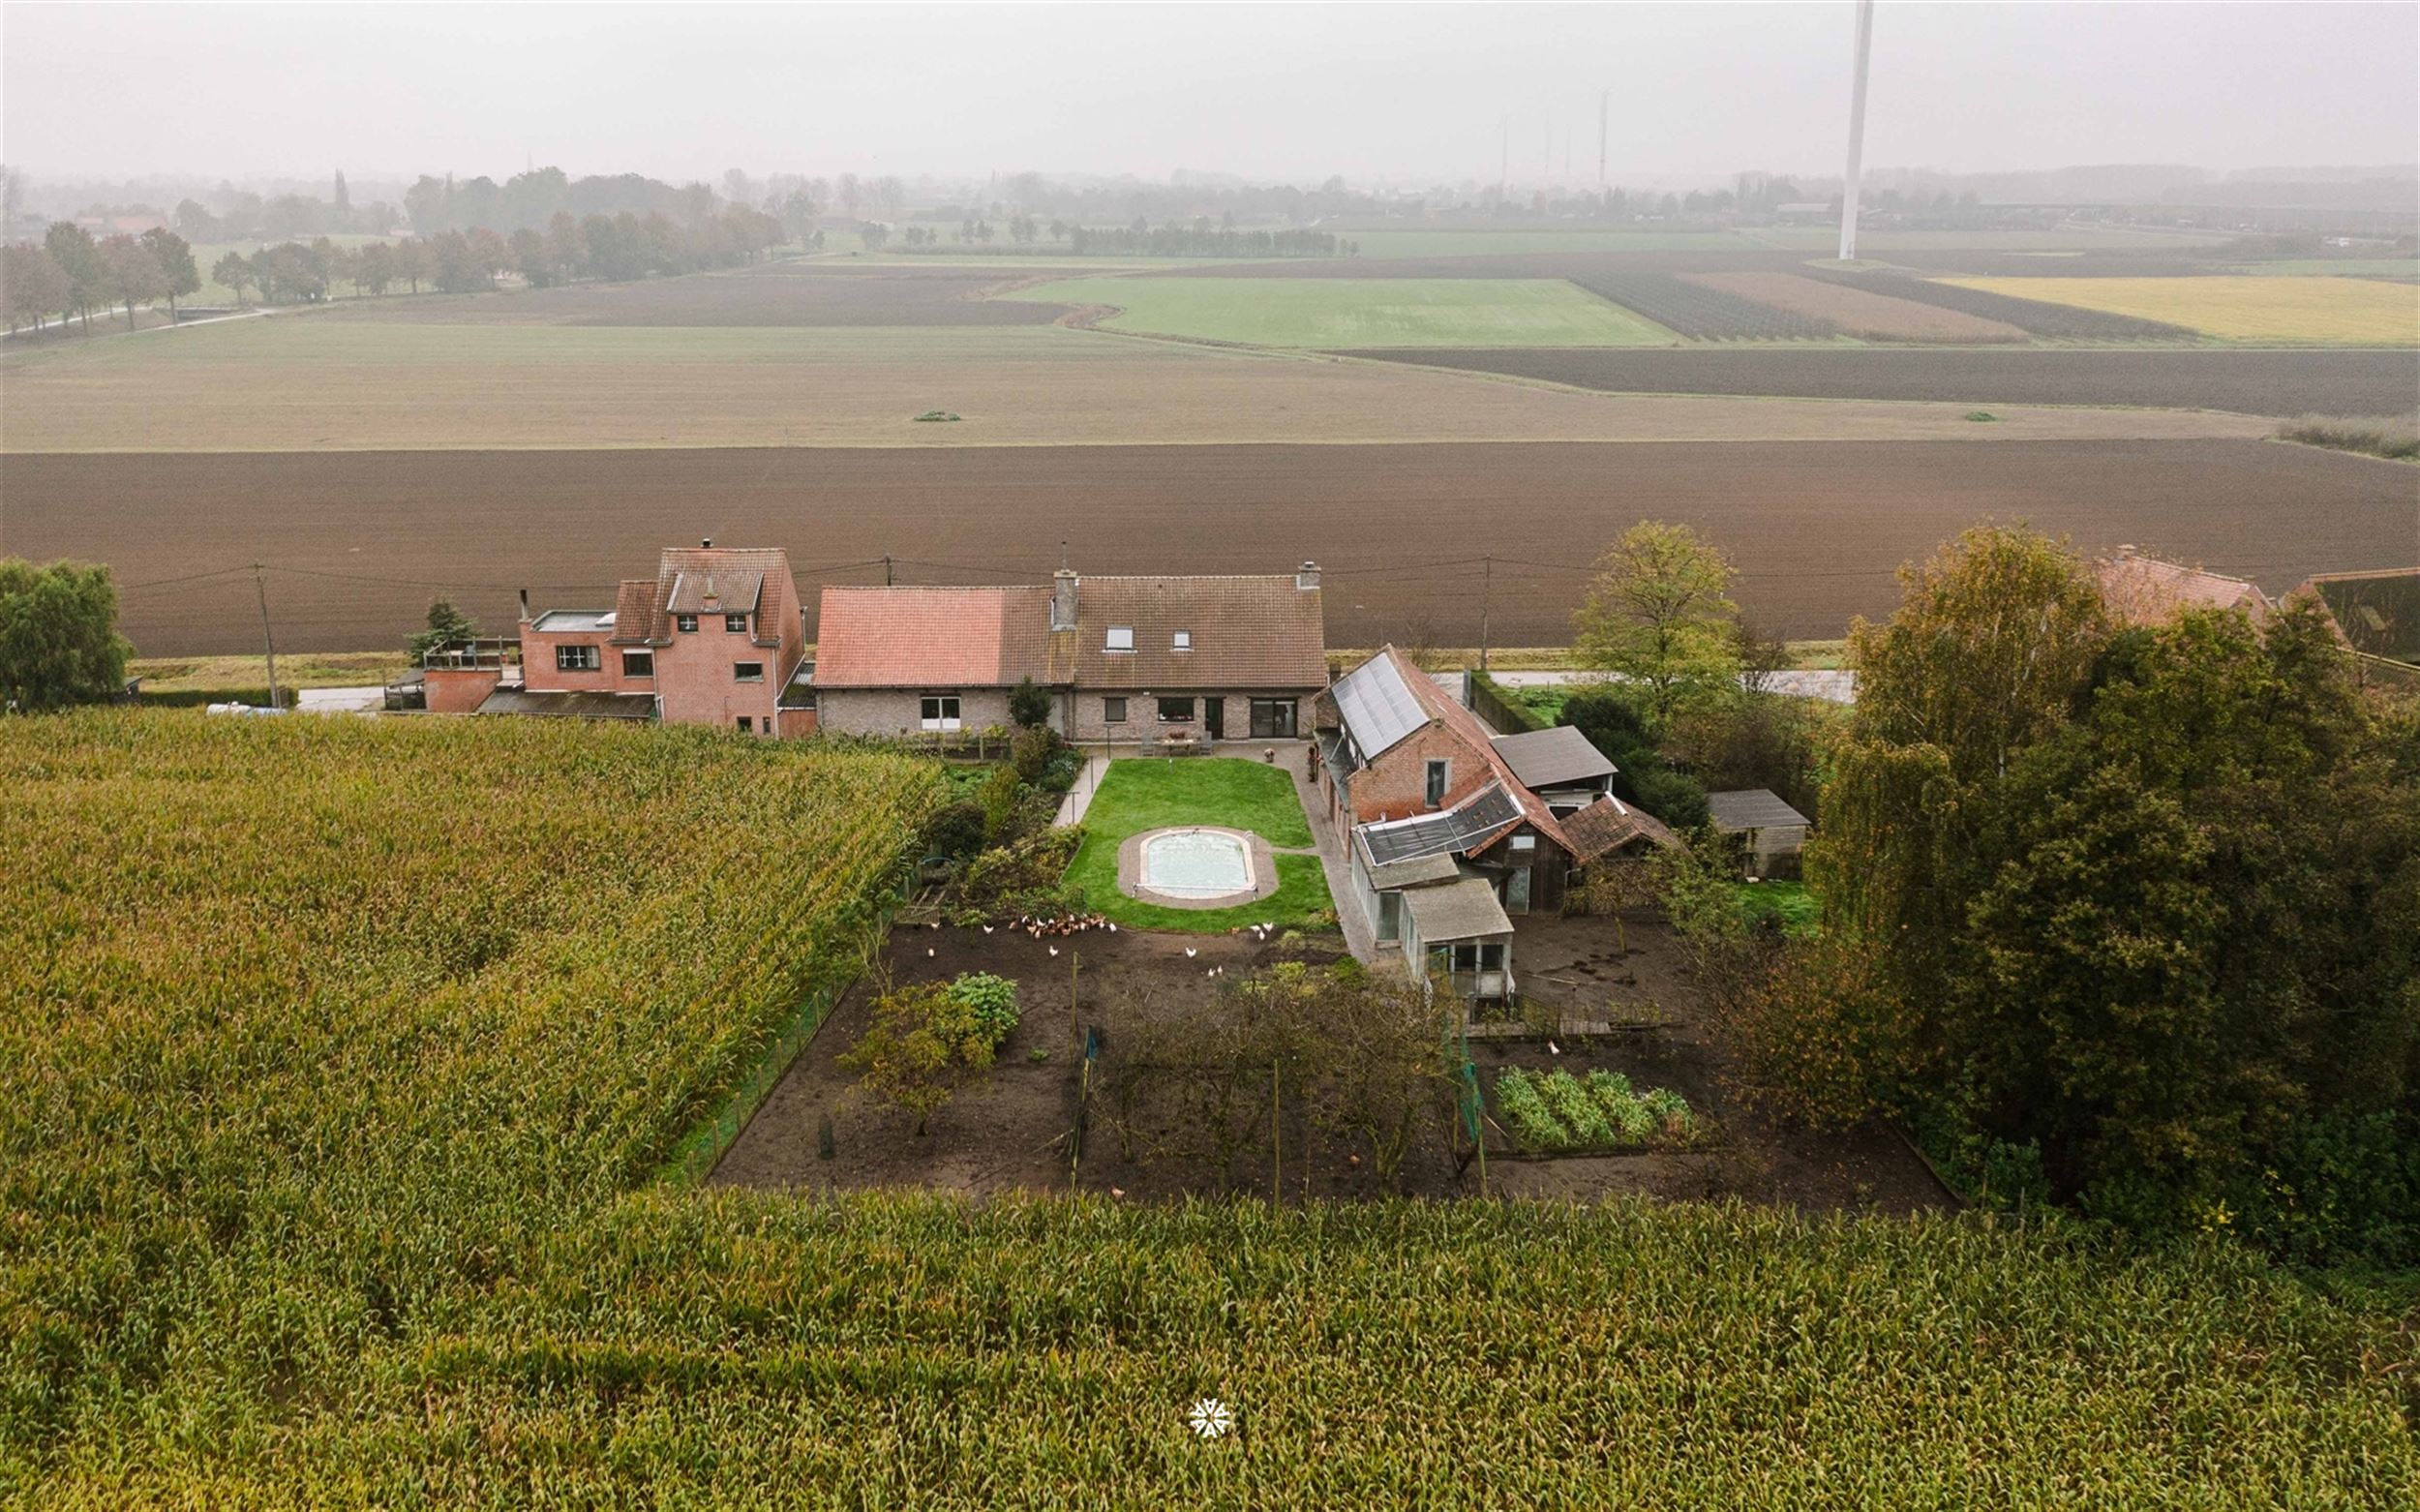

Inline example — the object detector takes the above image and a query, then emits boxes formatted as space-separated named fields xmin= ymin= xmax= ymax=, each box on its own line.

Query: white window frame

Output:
xmin=675 ymin=614 xmax=699 ymax=633
xmin=724 ymin=612 xmax=748 ymax=633
xmin=1171 ymin=629 xmax=1192 ymax=650
xmin=556 ymin=644 xmax=600 ymax=673
xmin=1104 ymin=624 xmax=1134 ymax=651
xmin=921 ymin=693 xmax=962 ymax=732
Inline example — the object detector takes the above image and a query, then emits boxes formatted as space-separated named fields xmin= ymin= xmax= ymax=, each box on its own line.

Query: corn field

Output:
xmin=4 ymin=711 xmax=2415 ymax=1506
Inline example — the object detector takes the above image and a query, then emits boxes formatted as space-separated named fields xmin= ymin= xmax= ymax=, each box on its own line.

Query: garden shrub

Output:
xmin=922 ymin=800 xmax=987 ymax=862
xmin=1011 ymin=724 xmax=1056 ymax=784
xmin=945 ymin=972 xmax=1020 ymax=1048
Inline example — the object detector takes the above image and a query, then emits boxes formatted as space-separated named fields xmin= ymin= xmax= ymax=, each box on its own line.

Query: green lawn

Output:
xmin=1001 ymin=276 xmax=1677 ymax=348
xmin=1066 ymin=758 xmax=1334 ymax=934
xmin=1736 ymin=880 xmax=1819 ymax=935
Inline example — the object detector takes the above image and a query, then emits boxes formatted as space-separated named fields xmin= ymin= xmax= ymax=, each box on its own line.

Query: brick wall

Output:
xmin=815 ymin=687 xmax=1016 ymax=739
xmin=1345 ymin=722 xmax=1496 ymax=826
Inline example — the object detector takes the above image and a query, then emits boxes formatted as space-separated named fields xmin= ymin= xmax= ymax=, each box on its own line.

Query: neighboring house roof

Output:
xmin=475 ymin=687 xmax=657 ymax=720
xmin=1560 ymin=796 xmax=1678 ymax=862
xmin=609 ymin=579 xmax=660 ymax=643
xmin=1329 ymin=648 xmax=1432 ymax=758
xmin=2293 ymin=567 xmax=2420 ymax=665
xmin=1492 ymin=725 xmax=1618 ymax=788
xmin=778 ymin=662 xmax=818 ymax=709
xmin=812 ymin=585 xmax=1055 ymax=689
xmin=1403 ymin=876 xmax=1515 ymax=942
xmin=1333 ymin=646 xmax=1582 ymax=858
xmin=659 ymin=546 xmax=790 ymax=616
xmin=1357 ymin=782 xmax=1525 ymax=868
xmin=1073 ymin=575 xmax=1326 ymax=691
xmin=2098 ymin=550 xmax=2274 ymax=627
xmin=1708 ymin=789 xmax=1812 ymax=832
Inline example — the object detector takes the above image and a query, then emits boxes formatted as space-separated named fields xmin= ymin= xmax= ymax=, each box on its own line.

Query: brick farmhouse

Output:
xmin=810 ymin=564 xmax=1328 ymax=746
xmin=423 ymin=542 xmax=814 ymax=736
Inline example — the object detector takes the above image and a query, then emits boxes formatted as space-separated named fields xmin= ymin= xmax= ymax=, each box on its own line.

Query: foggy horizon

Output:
xmin=5 ymin=1 xmax=2415 ymax=187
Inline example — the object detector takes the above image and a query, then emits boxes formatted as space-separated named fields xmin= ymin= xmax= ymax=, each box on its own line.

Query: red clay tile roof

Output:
xmin=609 ymin=580 xmax=661 ymax=644
xmin=1377 ymin=646 xmax=1577 ymax=858
xmin=2098 ymin=552 xmax=2274 ymax=627
xmin=813 ymin=586 xmax=1055 ymax=688
xmin=1073 ymin=575 xmax=1326 ymax=691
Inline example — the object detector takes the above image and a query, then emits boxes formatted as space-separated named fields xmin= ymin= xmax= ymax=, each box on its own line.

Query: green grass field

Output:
xmin=1002 ymin=276 xmax=1679 ymax=348
xmin=9 ymin=712 xmax=2418 ymax=1502
xmin=1065 ymin=757 xmax=1333 ymax=932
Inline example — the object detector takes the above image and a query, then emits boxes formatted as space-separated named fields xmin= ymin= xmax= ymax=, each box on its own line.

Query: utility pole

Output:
xmin=1478 ymin=556 xmax=1493 ymax=673
xmin=1838 ymin=0 xmax=1876 ymax=262
xmin=252 ymin=563 xmax=282 ymax=711
xmin=882 ymin=553 xmax=893 ymax=587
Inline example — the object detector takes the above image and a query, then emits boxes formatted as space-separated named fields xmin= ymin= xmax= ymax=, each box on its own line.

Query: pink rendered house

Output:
xmin=425 ymin=541 xmax=814 ymax=736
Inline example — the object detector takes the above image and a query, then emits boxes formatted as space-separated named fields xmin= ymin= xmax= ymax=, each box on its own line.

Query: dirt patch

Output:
xmin=708 ymin=923 xmax=1294 ymax=1194
xmin=16 ymin=439 xmax=2412 ymax=655
xmin=1336 ymin=347 xmax=2420 ymax=417
xmin=1681 ymin=271 xmax=2030 ymax=343
xmin=711 ymin=912 xmax=1949 ymax=1217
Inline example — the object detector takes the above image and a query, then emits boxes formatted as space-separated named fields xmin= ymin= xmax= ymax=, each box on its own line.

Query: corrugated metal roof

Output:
xmin=1404 ymin=876 xmax=1514 ymax=941
xmin=1331 ymin=650 xmax=1430 ymax=758
xmin=1491 ymin=725 xmax=1617 ymax=788
xmin=1364 ymin=852 xmax=1461 ymax=891
xmin=1707 ymin=789 xmax=1811 ymax=832
xmin=1357 ymin=782 xmax=1523 ymax=867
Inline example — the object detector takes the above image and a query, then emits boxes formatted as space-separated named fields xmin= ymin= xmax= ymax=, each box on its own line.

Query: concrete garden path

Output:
xmin=1280 ymin=741 xmax=1379 ymax=963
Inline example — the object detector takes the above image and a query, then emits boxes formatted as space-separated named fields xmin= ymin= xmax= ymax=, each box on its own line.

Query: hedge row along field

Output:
xmin=6 ymin=712 xmax=2416 ymax=1503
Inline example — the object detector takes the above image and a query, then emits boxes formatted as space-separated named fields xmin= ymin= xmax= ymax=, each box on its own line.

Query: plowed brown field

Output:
xmin=1336 ymin=347 xmax=2420 ymax=416
xmin=1681 ymin=272 xmax=2031 ymax=343
xmin=12 ymin=440 xmax=2409 ymax=655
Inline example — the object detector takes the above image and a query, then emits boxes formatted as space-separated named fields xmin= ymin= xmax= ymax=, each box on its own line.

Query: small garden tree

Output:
xmin=839 ymin=978 xmax=1001 ymax=1135
xmin=408 ymin=597 xmax=479 ymax=660
xmin=1572 ymin=521 xmax=1740 ymax=727
xmin=1008 ymin=676 xmax=1052 ymax=729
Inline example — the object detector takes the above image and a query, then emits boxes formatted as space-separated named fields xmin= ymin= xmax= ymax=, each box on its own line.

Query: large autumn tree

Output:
xmin=1756 ymin=523 xmax=2420 ymax=1258
xmin=1571 ymin=521 xmax=1740 ymax=726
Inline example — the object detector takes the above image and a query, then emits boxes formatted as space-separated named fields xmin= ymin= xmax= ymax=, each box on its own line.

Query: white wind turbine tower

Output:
xmin=1838 ymin=0 xmax=1876 ymax=261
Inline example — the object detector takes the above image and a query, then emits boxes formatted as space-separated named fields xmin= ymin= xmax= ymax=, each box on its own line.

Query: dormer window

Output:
xmin=1105 ymin=625 xmax=1134 ymax=651
xmin=1171 ymin=630 xmax=1192 ymax=650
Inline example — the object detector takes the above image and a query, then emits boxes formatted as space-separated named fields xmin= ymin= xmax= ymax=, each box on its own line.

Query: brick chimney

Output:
xmin=1051 ymin=566 xmax=1078 ymax=632
xmin=1296 ymin=560 xmax=1321 ymax=590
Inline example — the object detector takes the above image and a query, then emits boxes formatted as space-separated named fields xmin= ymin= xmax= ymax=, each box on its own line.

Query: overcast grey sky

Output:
xmin=4 ymin=2 xmax=2414 ymax=185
